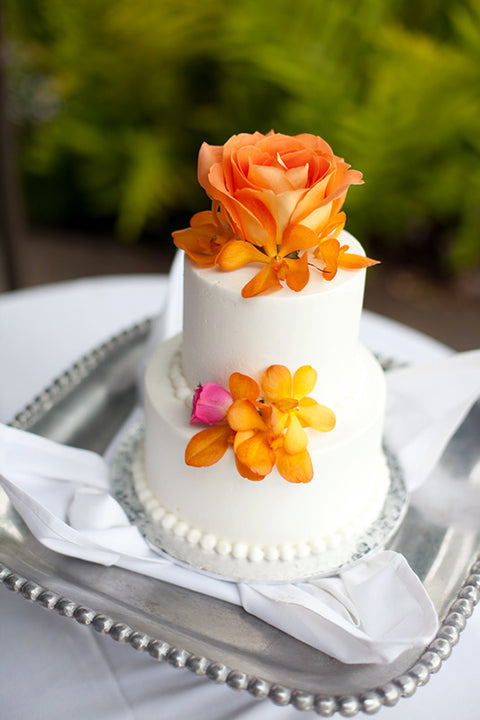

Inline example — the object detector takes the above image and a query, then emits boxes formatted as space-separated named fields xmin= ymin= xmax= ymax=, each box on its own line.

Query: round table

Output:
xmin=0 ymin=275 xmax=478 ymax=720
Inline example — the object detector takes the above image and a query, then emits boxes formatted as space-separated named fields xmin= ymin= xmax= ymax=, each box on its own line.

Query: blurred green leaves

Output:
xmin=5 ymin=0 xmax=480 ymax=273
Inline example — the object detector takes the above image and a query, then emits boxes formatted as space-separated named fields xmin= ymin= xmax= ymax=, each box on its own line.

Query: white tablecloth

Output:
xmin=0 ymin=275 xmax=478 ymax=720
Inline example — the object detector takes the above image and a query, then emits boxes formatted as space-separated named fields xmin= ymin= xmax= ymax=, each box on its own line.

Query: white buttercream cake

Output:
xmin=138 ymin=230 xmax=390 ymax=580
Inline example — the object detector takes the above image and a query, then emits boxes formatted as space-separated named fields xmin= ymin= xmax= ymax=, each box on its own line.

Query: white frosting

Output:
xmin=141 ymin=231 xmax=390 ymax=571
xmin=182 ymin=230 xmax=366 ymax=406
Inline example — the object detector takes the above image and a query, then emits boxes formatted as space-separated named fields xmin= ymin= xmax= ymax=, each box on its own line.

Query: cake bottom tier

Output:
xmin=141 ymin=335 xmax=391 ymax=574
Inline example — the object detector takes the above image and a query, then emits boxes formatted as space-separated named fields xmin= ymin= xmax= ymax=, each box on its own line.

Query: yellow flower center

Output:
xmin=276 ymin=397 xmax=298 ymax=413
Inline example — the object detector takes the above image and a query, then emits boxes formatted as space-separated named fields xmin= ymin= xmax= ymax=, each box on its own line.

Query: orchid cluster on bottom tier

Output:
xmin=185 ymin=364 xmax=336 ymax=484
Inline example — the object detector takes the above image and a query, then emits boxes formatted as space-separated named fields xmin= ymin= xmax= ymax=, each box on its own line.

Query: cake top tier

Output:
xmin=173 ymin=130 xmax=377 ymax=298
xmin=182 ymin=230 xmax=367 ymax=406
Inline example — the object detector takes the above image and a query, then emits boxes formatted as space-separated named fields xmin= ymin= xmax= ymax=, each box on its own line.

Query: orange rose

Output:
xmin=197 ymin=130 xmax=363 ymax=250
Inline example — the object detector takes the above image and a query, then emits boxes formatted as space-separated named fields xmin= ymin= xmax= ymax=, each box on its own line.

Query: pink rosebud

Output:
xmin=190 ymin=383 xmax=233 ymax=425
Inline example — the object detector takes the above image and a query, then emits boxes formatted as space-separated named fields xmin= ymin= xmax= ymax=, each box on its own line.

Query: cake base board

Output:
xmin=112 ymin=422 xmax=408 ymax=583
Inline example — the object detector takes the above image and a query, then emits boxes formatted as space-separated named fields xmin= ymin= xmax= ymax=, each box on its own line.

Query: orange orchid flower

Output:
xmin=216 ymin=224 xmax=319 ymax=298
xmin=261 ymin=365 xmax=335 ymax=455
xmin=185 ymin=365 xmax=336 ymax=484
xmin=228 ymin=365 xmax=335 ymax=483
xmin=315 ymin=237 xmax=379 ymax=281
xmin=230 ymin=406 xmax=315 ymax=484
xmin=228 ymin=399 xmax=276 ymax=480
xmin=172 ymin=205 xmax=235 ymax=267
xmin=225 ymin=371 xmax=276 ymax=480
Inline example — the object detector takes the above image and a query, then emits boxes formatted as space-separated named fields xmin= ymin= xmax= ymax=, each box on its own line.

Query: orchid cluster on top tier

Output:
xmin=173 ymin=131 xmax=378 ymax=298
xmin=185 ymin=364 xmax=336 ymax=484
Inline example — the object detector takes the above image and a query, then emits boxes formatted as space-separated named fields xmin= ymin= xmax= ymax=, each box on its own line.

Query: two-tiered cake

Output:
xmin=135 ymin=131 xmax=391 ymax=580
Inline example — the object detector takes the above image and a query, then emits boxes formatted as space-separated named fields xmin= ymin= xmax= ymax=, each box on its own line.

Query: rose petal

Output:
xmin=208 ymin=165 xmax=270 ymax=245
xmin=197 ymin=142 xmax=224 ymax=192
xmin=222 ymin=131 xmax=268 ymax=187
xmin=317 ymin=211 xmax=346 ymax=241
xmin=293 ymin=132 xmax=336 ymax=157
xmin=190 ymin=383 xmax=233 ymax=425
xmin=284 ymin=163 xmax=309 ymax=190
xmin=290 ymin=173 xmax=332 ymax=224
xmin=235 ymin=145 xmax=266 ymax=188
xmin=200 ymin=382 xmax=233 ymax=406
xmin=248 ymin=163 xmax=294 ymax=194
xmin=254 ymin=187 xmax=305 ymax=240
xmin=233 ymin=189 xmax=278 ymax=253
xmin=299 ymin=201 xmax=334 ymax=235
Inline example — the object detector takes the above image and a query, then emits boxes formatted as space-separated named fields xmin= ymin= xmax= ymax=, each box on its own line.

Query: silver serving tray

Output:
xmin=1 ymin=320 xmax=479 ymax=717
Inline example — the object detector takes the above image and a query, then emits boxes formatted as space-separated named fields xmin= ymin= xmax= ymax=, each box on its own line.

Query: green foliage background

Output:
xmin=5 ymin=0 xmax=480 ymax=274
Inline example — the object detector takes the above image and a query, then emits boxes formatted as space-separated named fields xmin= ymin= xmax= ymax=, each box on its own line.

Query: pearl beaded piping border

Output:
xmin=131 ymin=440 xmax=390 ymax=565
xmin=1 ymin=557 xmax=479 ymax=716
xmin=169 ymin=350 xmax=192 ymax=408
